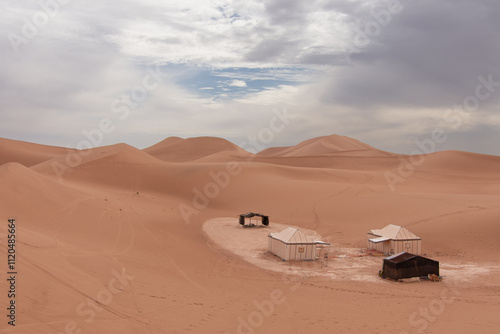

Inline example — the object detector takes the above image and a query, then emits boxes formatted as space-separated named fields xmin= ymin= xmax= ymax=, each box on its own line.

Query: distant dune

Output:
xmin=418 ymin=150 xmax=500 ymax=175
xmin=1 ymin=134 xmax=499 ymax=333
xmin=258 ymin=134 xmax=394 ymax=157
xmin=143 ymin=136 xmax=253 ymax=162
xmin=0 ymin=137 xmax=70 ymax=166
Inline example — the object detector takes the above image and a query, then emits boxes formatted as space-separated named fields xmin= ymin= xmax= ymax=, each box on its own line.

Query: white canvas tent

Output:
xmin=268 ymin=227 xmax=317 ymax=261
xmin=367 ymin=224 xmax=421 ymax=255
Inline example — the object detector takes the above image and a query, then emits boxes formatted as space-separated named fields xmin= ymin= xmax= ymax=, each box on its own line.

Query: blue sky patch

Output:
xmin=164 ymin=64 xmax=314 ymax=100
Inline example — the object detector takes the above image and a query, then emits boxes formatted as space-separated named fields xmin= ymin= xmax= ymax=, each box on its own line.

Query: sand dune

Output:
xmin=144 ymin=136 xmax=253 ymax=162
xmin=32 ymin=143 xmax=193 ymax=197
xmin=258 ymin=134 xmax=394 ymax=157
xmin=0 ymin=137 xmax=70 ymax=166
xmin=37 ymin=143 xmax=162 ymax=168
xmin=419 ymin=150 xmax=500 ymax=175
xmin=1 ymin=135 xmax=499 ymax=334
xmin=0 ymin=162 xmax=83 ymax=214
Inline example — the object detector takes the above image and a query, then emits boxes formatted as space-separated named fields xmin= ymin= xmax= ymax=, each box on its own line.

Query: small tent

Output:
xmin=268 ymin=227 xmax=316 ymax=261
xmin=367 ymin=224 xmax=421 ymax=255
xmin=239 ymin=212 xmax=269 ymax=227
xmin=382 ymin=252 xmax=439 ymax=280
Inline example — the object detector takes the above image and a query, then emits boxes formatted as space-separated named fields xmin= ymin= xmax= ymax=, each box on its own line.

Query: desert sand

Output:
xmin=0 ymin=134 xmax=499 ymax=333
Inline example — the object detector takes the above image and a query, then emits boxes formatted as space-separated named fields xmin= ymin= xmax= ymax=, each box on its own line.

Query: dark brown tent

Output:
xmin=239 ymin=212 xmax=269 ymax=227
xmin=382 ymin=252 xmax=439 ymax=280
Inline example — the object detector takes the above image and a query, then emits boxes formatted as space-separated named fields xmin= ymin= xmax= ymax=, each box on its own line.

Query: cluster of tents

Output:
xmin=239 ymin=213 xmax=440 ymax=281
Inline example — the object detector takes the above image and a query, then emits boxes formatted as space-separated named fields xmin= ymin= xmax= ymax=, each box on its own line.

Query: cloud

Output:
xmin=228 ymin=79 xmax=247 ymax=87
xmin=0 ymin=0 xmax=499 ymax=156
xmin=325 ymin=0 xmax=500 ymax=109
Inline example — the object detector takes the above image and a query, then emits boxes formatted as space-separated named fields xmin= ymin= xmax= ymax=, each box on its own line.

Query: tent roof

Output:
xmin=369 ymin=236 xmax=391 ymax=243
xmin=240 ymin=212 xmax=268 ymax=218
xmin=369 ymin=224 xmax=421 ymax=240
xmin=384 ymin=252 xmax=438 ymax=264
xmin=269 ymin=227 xmax=316 ymax=244
xmin=385 ymin=252 xmax=417 ymax=263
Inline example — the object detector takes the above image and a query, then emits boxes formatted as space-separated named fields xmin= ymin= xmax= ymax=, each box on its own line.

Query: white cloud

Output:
xmin=229 ymin=79 xmax=247 ymax=87
xmin=0 ymin=0 xmax=499 ymax=156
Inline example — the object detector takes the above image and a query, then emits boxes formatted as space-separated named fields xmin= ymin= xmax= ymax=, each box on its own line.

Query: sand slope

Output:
xmin=258 ymin=134 xmax=394 ymax=157
xmin=0 ymin=135 xmax=499 ymax=334
xmin=143 ymin=136 xmax=253 ymax=162
xmin=0 ymin=137 xmax=70 ymax=166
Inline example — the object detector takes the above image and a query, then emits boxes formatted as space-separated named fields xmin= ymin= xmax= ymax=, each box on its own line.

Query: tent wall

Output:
xmin=367 ymin=240 xmax=391 ymax=254
xmin=262 ymin=216 xmax=269 ymax=226
xmin=391 ymin=240 xmax=421 ymax=255
xmin=383 ymin=257 xmax=439 ymax=280
xmin=268 ymin=238 xmax=316 ymax=261
xmin=369 ymin=240 xmax=421 ymax=255
xmin=287 ymin=243 xmax=316 ymax=261
xmin=268 ymin=238 xmax=287 ymax=260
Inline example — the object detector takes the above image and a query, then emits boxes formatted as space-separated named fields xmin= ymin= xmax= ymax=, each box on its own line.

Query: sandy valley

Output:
xmin=1 ymin=134 xmax=499 ymax=333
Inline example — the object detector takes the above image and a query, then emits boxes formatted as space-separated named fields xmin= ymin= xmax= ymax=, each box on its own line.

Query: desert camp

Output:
xmin=4 ymin=1 xmax=500 ymax=332
xmin=2 ymin=134 xmax=500 ymax=334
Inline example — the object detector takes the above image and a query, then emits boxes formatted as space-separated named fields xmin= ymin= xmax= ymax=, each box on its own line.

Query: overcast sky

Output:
xmin=1 ymin=0 xmax=499 ymax=155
